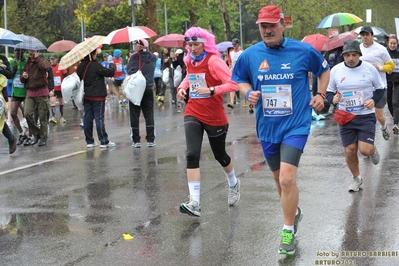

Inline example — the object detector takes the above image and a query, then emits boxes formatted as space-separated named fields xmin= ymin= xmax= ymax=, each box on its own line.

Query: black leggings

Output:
xmin=184 ymin=116 xmax=231 ymax=169
xmin=387 ymin=81 xmax=399 ymax=124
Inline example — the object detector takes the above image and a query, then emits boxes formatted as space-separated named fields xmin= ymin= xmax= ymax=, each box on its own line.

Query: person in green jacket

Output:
xmin=9 ymin=49 xmax=29 ymax=145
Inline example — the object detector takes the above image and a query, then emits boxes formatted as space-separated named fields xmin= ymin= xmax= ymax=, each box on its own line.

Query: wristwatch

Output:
xmin=209 ymin=86 xmax=215 ymax=95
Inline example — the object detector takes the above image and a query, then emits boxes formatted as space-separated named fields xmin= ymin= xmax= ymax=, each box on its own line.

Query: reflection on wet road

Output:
xmin=0 ymin=98 xmax=398 ymax=265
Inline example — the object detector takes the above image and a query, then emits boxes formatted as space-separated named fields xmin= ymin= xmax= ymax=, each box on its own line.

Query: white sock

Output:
xmin=354 ymin=175 xmax=362 ymax=180
xmin=188 ymin=181 xmax=200 ymax=204
xmin=225 ymin=168 xmax=237 ymax=187
xmin=283 ymin=225 xmax=294 ymax=232
xmin=380 ymin=124 xmax=387 ymax=130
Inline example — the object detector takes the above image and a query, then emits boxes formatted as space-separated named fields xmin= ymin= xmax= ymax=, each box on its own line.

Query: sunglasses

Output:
xmin=184 ymin=36 xmax=206 ymax=43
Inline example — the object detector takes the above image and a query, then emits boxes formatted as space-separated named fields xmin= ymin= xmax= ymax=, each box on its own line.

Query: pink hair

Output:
xmin=184 ymin=27 xmax=220 ymax=64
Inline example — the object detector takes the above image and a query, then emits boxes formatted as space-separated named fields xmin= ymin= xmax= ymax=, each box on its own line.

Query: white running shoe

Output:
xmin=348 ymin=177 xmax=363 ymax=192
xmin=100 ymin=141 xmax=116 ymax=148
xmin=228 ymin=178 xmax=241 ymax=206
xmin=86 ymin=142 xmax=98 ymax=148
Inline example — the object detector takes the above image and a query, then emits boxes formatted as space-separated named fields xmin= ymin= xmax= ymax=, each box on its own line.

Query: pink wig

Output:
xmin=184 ymin=27 xmax=220 ymax=64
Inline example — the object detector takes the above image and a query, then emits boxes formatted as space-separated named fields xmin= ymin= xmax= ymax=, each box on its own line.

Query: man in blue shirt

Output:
xmin=232 ymin=5 xmax=330 ymax=255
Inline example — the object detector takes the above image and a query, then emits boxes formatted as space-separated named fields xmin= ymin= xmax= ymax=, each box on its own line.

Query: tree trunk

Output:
xmin=144 ymin=0 xmax=158 ymax=51
xmin=220 ymin=0 xmax=231 ymax=41
xmin=189 ymin=9 xmax=197 ymax=26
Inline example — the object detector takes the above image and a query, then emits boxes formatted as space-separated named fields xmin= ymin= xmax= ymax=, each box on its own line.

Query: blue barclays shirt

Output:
xmin=232 ymin=38 xmax=329 ymax=143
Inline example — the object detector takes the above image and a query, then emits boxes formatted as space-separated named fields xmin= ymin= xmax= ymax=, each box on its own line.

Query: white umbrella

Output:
xmin=353 ymin=26 xmax=389 ymax=37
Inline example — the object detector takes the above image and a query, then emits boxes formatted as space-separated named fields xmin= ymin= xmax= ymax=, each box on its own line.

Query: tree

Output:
xmin=87 ymin=5 xmax=118 ymax=36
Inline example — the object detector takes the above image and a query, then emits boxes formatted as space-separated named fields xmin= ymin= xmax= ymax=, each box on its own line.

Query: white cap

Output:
xmin=136 ymin=39 xmax=149 ymax=47
xmin=176 ymin=49 xmax=183 ymax=54
xmin=153 ymin=52 xmax=159 ymax=56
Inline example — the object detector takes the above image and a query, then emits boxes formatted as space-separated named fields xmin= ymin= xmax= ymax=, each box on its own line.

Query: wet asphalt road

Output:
xmin=0 ymin=94 xmax=398 ymax=266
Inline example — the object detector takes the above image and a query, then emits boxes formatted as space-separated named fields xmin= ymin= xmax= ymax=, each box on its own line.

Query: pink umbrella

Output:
xmin=47 ymin=40 xmax=77 ymax=53
xmin=103 ymin=26 xmax=157 ymax=45
xmin=154 ymin=34 xmax=185 ymax=47
xmin=321 ymin=31 xmax=359 ymax=51
xmin=301 ymin=33 xmax=329 ymax=52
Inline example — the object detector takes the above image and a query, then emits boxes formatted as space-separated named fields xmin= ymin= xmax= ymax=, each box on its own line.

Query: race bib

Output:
xmin=188 ymin=73 xmax=210 ymax=99
xmin=261 ymin=84 xmax=293 ymax=116
xmin=342 ymin=90 xmax=364 ymax=112
xmin=13 ymin=74 xmax=24 ymax=88
xmin=54 ymin=76 xmax=62 ymax=87
xmin=116 ymin=63 xmax=122 ymax=72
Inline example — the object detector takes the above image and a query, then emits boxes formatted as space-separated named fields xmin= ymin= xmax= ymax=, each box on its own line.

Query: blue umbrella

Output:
xmin=217 ymin=41 xmax=233 ymax=52
xmin=0 ymin=28 xmax=23 ymax=46
xmin=15 ymin=34 xmax=46 ymax=51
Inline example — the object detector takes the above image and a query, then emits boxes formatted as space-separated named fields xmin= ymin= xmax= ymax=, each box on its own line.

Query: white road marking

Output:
xmin=0 ymin=150 xmax=87 ymax=176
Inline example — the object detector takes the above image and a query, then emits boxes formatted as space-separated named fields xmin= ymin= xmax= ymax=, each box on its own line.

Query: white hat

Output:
xmin=176 ymin=49 xmax=183 ymax=54
xmin=153 ymin=52 xmax=159 ymax=56
xmin=136 ymin=39 xmax=148 ymax=47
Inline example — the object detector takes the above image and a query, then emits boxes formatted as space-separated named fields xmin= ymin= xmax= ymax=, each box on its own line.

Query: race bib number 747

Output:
xmin=261 ymin=84 xmax=293 ymax=116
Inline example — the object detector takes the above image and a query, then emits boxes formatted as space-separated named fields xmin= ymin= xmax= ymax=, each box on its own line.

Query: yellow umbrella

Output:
xmin=58 ymin=35 xmax=105 ymax=70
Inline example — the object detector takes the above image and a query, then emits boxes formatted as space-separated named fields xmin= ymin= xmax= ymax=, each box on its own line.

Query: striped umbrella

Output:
xmin=15 ymin=34 xmax=47 ymax=50
xmin=317 ymin=13 xmax=363 ymax=29
xmin=58 ymin=35 xmax=105 ymax=70
xmin=103 ymin=26 xmax=157 ymax=45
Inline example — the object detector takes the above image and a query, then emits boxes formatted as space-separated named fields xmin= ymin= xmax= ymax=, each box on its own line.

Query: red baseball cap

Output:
xmin=256 ymin=5 xmax=284 ymax=24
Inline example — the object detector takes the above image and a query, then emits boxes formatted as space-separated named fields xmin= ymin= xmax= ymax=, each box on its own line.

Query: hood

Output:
xmin=113 ymin=49 xmax=122 ymax=58
xmin=138 ymin=50 xmax=155 ymax=64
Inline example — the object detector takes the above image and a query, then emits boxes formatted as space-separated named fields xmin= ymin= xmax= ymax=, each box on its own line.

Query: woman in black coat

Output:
xmin=77 ymin=49 xmax=115 ymax=148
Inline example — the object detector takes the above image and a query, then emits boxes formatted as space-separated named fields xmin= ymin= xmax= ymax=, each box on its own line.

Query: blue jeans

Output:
xmin=83 ymin=99 xmax=110 ymax=145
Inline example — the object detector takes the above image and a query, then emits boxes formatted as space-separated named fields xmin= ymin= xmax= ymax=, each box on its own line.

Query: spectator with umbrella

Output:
xmin=20 ymin=49 xmax=51 ymax=147
xmin=75 ymin=38 xmax=116 ymax=148
xmin=126 ymin=39 xmax=157 ymax=148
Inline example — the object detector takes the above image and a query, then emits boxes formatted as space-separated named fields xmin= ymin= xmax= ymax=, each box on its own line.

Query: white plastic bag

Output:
xmin=0 ymin=92 xmax=5 ymax=132
xmin=122 ymin=70 xmax=146 ymax=106
xmin=74 ymin=79 xmax=85 ymax=110
xmin=61 ymin=72 xmax=80 ymax=104
xmin=162 ymin=68 xmax=169 ymax=84
xmin=0 ymin=92 xmax=5 ymax=116
xmin=173 ymin=66 xmax=182 ymax=87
